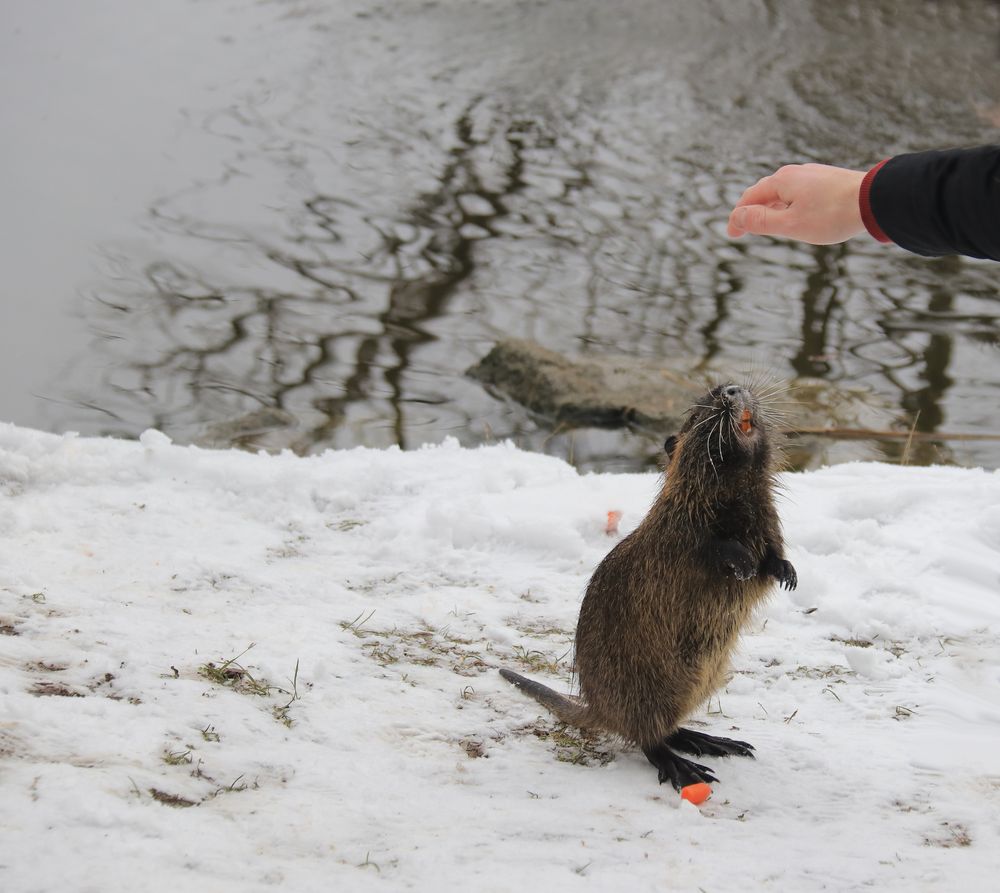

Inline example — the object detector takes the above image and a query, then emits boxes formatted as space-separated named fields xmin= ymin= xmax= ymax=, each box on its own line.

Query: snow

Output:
xmin=2 ymin=424 xmax=999 ymax=891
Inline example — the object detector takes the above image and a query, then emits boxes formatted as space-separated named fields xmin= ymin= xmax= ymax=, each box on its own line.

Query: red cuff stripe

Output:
xmin=859 ymin=159 xmax=891 ymax=243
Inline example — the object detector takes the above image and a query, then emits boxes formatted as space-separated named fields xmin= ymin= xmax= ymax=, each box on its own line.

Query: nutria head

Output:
xmin=669 ymin=383 xmax=774 ymax=476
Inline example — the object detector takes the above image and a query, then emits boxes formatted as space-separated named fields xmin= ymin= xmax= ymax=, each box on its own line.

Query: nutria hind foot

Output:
xmin=666 ymin=727 xmax=756 ymax=759
xmin=642 ymin=743 xmax=719 ymax=790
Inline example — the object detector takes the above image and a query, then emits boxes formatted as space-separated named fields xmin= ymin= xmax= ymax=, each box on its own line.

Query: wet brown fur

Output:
xmin=501 ymin=380 xmax=793 ymax=756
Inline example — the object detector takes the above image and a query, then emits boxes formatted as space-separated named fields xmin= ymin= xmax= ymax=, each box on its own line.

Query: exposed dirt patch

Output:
xmin=923 ymin=821 xmax=972 ymax=848
xmin=460 ymin=739 xmax=488 ymax=759
xmin=149 ymin=788 xmax=197 ymax=809
xmin=29 ymin=681 xmax=85 ymax=698
xmin=25 ymin=661 xmax=69 ymax=673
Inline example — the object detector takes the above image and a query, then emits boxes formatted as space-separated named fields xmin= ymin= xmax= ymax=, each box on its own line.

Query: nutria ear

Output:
xmin=663 ymin=435 xmax=678 ymax=459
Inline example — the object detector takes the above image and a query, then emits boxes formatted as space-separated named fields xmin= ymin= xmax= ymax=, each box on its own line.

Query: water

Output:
xmin=3 ymin=0 xmax=999 ymax=471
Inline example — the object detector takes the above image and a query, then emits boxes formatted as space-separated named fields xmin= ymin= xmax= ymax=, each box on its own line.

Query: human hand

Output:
xmin=727 ymin=163 xmax=867 ymax=245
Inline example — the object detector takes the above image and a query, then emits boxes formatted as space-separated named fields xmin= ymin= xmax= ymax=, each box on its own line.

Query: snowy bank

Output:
xmin=1 ymin=424 xmax=999 ymax=892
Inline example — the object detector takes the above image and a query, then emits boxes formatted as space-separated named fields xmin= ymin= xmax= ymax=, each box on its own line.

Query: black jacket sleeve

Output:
xmin=864 ymin=145 xmax=1000 ymax=261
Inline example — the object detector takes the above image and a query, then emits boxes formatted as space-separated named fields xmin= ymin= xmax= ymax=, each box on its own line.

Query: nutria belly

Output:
xmin=576 ymin=581 xmax=764 ymax=745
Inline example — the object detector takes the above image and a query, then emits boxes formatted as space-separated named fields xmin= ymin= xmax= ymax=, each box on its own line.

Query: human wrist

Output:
xmin=859 ymin=159 xmax=891 ymax=243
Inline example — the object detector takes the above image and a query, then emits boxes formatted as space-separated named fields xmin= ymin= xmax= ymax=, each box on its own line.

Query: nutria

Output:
xmin=500 ymin=381 xmax=796 ymax=790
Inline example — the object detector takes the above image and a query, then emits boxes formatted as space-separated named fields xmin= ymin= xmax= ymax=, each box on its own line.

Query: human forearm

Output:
xmin=728 ymin=145 xmax=1000 ymax=262
xmin=862 ymin=145 xmax=1000 ymax=260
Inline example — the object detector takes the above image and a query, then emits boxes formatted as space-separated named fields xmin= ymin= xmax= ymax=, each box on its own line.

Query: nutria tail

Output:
xmin=499 ymin=668 xmax=591 ymax=727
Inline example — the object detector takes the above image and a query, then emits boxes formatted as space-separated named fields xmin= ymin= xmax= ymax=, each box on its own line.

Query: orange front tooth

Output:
xmin=740 ymin=409 xmax=752 ymax=433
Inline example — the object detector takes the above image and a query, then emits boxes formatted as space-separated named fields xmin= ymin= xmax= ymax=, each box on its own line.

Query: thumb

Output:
xmin=728 ymin=204 xmax=790 ymax=238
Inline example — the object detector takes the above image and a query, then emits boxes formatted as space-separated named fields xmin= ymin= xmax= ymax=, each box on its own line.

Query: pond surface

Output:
xmin=3 ymin=0 xmax=1000 ymax=471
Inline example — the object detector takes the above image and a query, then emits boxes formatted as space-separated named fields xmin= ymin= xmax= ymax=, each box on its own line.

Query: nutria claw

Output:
xmin=761 ymin=549 xmax=797 ymax=590
xmin=642 ymin=743 xmax=719 ymax=790
xmin=776 ymin=560 xmax=797 ymax=590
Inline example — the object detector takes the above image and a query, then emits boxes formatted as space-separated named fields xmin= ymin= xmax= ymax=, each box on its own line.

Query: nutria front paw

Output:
xmin=712 ymin=539 xmax=757 ymax=581
xmin=730 ymin=557 xmax=757 ymax=581
xmin=761 ymin=549 xmax=797 ymax=590
xmin=775 ymin=560 xmax=797 ymax=590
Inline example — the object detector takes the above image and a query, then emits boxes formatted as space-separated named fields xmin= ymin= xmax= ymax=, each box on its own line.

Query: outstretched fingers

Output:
xmin=727 ymin=163 xmax=867 ymax=244
xmin=728 ymin=172 xmax=793 ymax=238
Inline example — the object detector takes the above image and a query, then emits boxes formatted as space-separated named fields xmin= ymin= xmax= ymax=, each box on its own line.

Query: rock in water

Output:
xmin=467 ymin=338 xmax=695 ymax=430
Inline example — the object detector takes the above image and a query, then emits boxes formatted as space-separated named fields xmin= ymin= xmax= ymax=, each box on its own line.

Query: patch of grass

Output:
xmin=531 ymin=722 xmax=616 ymax=767
xmin=190 ymin=773 xmax=260 ymax=803
xmin=200 ymin=725 xmax=221 ymax=742
xmin=345 ymin=620 xmax=493 ymax=677
xmin=924 ymin=822 xmax=972 ymax=848
xmin=510 ymin=617 xmax=571 ymax=639
xmin=707 ymin=695 xmax=729 ymax=718
xmin=266 ymin=524 xmax=309 ymax=561
xmin=272 ymin=660 xmax=301 ymax=727
xmin=215 ymin=774 xmax=257 ymax=795
xmin=401 ymin=626 xmax=489 ymax=675
xmin=340 ymin=610 xmax=377 ymax=635
xmin=344 ymin=573 xmax=402 ymax=594
xmin=892 ymin=799 xmax=931 ymax=814
xmin=198 ymin=643 xmax=270 ymax=696
xmin=790 ymin=664 xmax=849 ymax=680
xmin=832 ymin=636 xmax=873 ymax=648
xmin=362 ymin=640 xmax=400 ymax=666
xmin=189 ymin=758 xmax=214 ymax=782
xmin=832 ymin=635 xmax=908 ymax=657
xmin=163 ymin=749 xmax=193 ymax=766
xmin=511 ymin=644 xmax=564 ymax=675
xmin=199 ymin=646 xmax=304 ymax=726
xmin=224 ymin=775 xmax=249 ymax=792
